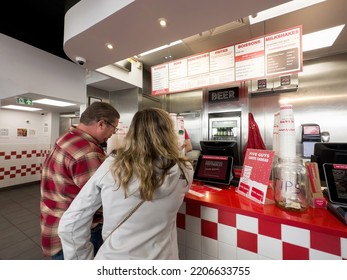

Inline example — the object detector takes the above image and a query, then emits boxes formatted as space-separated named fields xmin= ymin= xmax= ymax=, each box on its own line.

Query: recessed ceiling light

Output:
xmin=34 ymin=98 xmax=76 ymax=107
xmin=158 ymin=18 xmax=167 ymax=27
xmin=105 ymin=43 xmax=113 ymax=50
xmin=303 ymin=24 xmax=345 ymax=52
xmin=1 ymin=105 xmax=42 ymax=111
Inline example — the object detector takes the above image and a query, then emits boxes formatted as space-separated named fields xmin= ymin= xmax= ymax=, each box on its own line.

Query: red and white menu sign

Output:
xmin=169 ymin=59 xmax=188 ymax=80
xmin=151 ymin=64 xmax=169 ymax=95
xmin=187 ymin=53 xmax=210 ymax=76
xmin=209 ymin=46 xmax=235 ymax=71
xmin=235 ymin=38 xmax=265 ymax=81
xmin=151 ymin=26 xmax=302 ymax=96
xmin=236 ymin=149 xmax=275 ymax=204
xmin=265 ymin=26 xmax=302 ymax=76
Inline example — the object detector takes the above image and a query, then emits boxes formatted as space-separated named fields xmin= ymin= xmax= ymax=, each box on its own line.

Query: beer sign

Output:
xmin=208 ymin=87 xmax=239 ymax=103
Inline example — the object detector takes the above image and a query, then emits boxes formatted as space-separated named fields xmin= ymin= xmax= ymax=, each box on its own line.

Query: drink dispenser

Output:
xmin=301 ymin=123 xmax=321 ymax=158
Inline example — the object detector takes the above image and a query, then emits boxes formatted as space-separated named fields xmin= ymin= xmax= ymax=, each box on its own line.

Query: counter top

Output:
xmin=185 ymin=181 xmax=347 ymax=238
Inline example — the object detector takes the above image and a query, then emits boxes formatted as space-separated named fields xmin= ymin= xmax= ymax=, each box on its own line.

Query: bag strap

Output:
xmin=103 ymin=163 xmax=186 ymax=242
xmin=103 ymin=200 xmax=144 ymax=242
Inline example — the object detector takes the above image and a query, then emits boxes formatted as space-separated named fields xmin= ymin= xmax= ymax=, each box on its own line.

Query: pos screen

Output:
xmin=193 ymin=155 xmax=233 ymax=185
xmin=323 ymin=163 xmax=347 ymax=205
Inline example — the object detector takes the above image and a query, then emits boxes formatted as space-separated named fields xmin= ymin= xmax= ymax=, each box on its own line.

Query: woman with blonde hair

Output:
xmin=58 ymin=108 xmax=193 ymax=260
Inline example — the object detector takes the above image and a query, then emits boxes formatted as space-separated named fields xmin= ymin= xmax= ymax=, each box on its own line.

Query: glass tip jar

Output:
xmin=273 ymin=157 xmax=309 ymax=212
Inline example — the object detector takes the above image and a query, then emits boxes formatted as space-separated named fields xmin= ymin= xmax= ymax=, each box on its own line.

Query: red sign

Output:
xmin=236 ymin=149 xmax=275 ymax=204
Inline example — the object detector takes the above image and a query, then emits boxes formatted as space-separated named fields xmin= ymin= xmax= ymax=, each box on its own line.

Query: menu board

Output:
xmin=235 ymin=38 xmax=265 ymax=81
xmin=209 ymin=46 xmax=235 ymax=71
xmin=169 ymin=59 xmax=188 ymax=79
xmin=151 ymin=26 xmax=302 ymax=96
xmin=151 ymin=64 xmax=169 ymax=95
xmin=187 ymin=53 xmax=210 ymax=76
xmin=265 ymin=26 xmax=302 ymax=75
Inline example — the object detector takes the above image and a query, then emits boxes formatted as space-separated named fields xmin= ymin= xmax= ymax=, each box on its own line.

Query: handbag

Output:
xmin=103 ymin=200 xmax=144 ymax=243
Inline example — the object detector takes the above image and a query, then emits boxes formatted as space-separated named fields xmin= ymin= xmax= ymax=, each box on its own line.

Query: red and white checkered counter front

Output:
xmin=177 ymin=182 xmax=347 ymax=260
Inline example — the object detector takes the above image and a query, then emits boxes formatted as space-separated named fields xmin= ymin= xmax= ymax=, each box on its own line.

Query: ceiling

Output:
xmin=1 ymin=0 xmax=347 ymax=114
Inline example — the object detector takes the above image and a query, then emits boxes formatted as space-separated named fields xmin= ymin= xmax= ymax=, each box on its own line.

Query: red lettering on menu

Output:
xmin=188 ymin=53 xmax=209 ymax=61
xmin=215 ymin=49 xmax=227 ymax=54
xmin=154 ymin=65 xmax=166 ymax=70
xmin=238 ymin=39 xmax=261 ymax=49
xmin=266 ymin=29 xmax=299 ymax=41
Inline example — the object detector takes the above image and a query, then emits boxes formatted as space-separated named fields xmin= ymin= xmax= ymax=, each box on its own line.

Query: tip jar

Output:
xmin=273 ymin=157 xmax=309 ymax=212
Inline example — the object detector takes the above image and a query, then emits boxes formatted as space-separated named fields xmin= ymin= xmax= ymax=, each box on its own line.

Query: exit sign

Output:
xmin=16 ymin=97 xmax=33 ymax=105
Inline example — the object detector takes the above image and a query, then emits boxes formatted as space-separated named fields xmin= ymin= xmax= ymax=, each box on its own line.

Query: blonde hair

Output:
xmin=111 ymin=108 xmax=191 ymax=200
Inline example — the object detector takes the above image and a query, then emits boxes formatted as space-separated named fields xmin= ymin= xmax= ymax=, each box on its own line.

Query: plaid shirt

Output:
xmin=40 ymin=127 xmax=106 ymax=257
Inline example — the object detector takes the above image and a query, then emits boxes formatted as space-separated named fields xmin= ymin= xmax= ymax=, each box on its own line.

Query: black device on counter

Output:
xmin=323 ymin=163 xmax=347 ymax=225
xmin=193 ymin=155 xmax=234 ymax=186
xmin=311 ymin=142 xmax=347 ymax=181
xmin=200 ymin=140 xmax=240 ymax=165
xmin=327 ymin=203 xmax=347 ymax=225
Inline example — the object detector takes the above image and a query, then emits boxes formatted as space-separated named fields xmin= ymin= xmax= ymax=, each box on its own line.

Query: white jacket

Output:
xmin=58 ymin=155 xmax=193 ymax=260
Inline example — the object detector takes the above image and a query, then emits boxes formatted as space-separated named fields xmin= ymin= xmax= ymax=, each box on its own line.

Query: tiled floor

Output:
xmin=0 ymin=182 xmax=49 ymax=260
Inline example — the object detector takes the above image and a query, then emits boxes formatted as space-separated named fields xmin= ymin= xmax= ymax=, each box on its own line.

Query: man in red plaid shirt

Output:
xmin=40 ymin=101 xmax=120 ymax=259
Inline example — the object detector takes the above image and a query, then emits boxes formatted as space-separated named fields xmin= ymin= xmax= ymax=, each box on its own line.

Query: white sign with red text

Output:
xmin=235 ymin=38 xmax=265 ymax=81
xmin=265 ymin=26 xmax=302 ymax=76
xmin=151 ymin=64 xmax=169 ymax=95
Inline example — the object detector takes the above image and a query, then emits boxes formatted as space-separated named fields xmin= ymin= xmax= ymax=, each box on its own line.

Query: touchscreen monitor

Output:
xmin=200 ymin=141 xmax=240 ymax=166
xmin=323 ymin=163 xmax=347 ymax=205
xmin=311 ymin=142 xmax=347 ymax=181
xmin=193 ymin=155 xmax=233 ymax=185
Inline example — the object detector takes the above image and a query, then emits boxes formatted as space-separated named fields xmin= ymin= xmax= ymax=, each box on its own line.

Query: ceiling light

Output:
xmin=249 ymin=0 xmax=326 ymax=25
xmin=138 ymin=40 xmax=183 ymax=57
xmin=158 ymin=18 xmax=167 ymax=27
xmin=105 ymin=43 xmax=113 ymax=50
xmin=303 ymin=24 xmax=345 ymax=52
xmin=34 ymin=98 xmax=76 ymax=107
xmin=60 ymin=113 xmax=77 ymax=118
xmin=1 ymin=105 xmax=42 ymax=111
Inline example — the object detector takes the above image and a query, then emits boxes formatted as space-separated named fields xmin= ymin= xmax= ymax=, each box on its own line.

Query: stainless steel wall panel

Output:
xmin=167 ymin=90 xmax=203 ymax=113
xmin=167 ymin=90 xmax=203 ymax=150
xmin=109 ymin=88 xmax=140 ymax=127
xmin=250 ymin=53 xmax=347 ymax=157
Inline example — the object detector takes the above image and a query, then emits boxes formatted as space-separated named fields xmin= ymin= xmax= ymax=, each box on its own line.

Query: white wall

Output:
xmin=0 ymin=110 xmax=54 ymax=188
xmin=0 ymin=110 xmax=52 ymax=144
xmin=0 ymin=33 xmax=86 ymax=102
xmin=0 ymin=33 xmax=87 ymax=188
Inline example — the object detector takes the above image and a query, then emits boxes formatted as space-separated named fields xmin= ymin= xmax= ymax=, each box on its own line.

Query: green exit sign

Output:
xmin=16 ymin=97 xmax=33 ymax=105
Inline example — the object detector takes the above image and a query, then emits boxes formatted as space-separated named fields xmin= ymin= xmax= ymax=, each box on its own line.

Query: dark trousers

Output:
xmin=90 ymin=223 xmax=103 ymax=256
